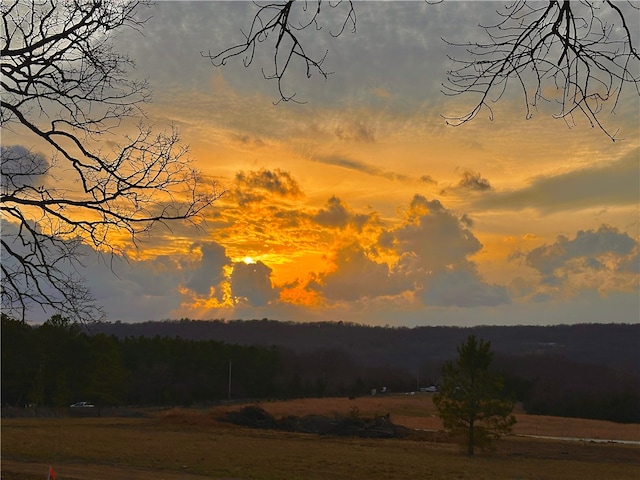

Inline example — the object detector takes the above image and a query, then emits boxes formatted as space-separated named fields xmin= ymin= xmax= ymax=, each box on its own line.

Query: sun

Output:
xmin=242 ymin=256 xmax=256 ymax=264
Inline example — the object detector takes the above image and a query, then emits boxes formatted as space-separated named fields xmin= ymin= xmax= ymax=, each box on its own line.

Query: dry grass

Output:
xmin=2 ymin=395 xmax=639 ymax=480
xmin=206 ymin=395 xmax=640 ymax=441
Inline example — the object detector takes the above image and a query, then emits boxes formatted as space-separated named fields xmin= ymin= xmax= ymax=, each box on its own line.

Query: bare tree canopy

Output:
xmin=203 ymin=0 xmax=356 ymax=104
xmin=1 ymin=0 xmax=220 ymax=322
xmin=208 ymin=0 xmax=639 ymax=139
xmin=443 ymin=0 xmax=640 ymax=141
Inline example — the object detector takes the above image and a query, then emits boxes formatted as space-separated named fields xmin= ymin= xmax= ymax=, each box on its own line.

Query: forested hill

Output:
xmin=5 ymin=317 xmax=639 ymax=421
xmin=92 ymin=320 xmax=640 ymax=375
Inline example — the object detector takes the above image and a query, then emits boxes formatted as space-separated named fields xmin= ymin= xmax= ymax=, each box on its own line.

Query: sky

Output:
xmin=4 ymin=1 xmax=639 ymax=326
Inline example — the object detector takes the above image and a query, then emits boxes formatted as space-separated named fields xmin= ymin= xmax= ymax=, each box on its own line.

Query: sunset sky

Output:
xmin=5 ymin=1 xmax=639 ymax=326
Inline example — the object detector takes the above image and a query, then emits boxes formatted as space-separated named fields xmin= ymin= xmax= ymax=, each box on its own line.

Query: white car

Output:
xmin=420 ymin=386 xmax=438 ymax=393
xmin=70 ymin=401 xmax=94 ymax=408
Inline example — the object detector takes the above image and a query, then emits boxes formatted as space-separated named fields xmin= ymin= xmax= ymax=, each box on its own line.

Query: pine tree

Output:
xmin=434 ymin=335 xmax=516 ymax=455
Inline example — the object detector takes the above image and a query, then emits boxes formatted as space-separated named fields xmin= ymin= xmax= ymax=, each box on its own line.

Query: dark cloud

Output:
xmin=314 ymin=196 xmax=349 ymax=228
xmin=86 ymin=253 xmax=186 ymax=320
xmin=440 ymin=169 xmax=492 ymax=195
xmin=317 ymin=243 xmax=407 ymax=301
xmin=185 ymin=242 xmax=230 ymax=296
xmin=524 ymin=225 xmax=638 ymax=279
xmin=459 ymin=214 xmax=474 ymax=228
xmin=457 ymin=169 xmax=492 ymax=191
xmin=234 ymin=169 xmax=303 ymax=205
xmin=402 ymin=195 xmax=446 ymax=224
xmin=419 ymin=267 xmax=510 ymax=307
xmin=230 ymin=261 xmax=279 ymax=306
xmin=617 ymin=248 xmax=640 ymax=274
xmin=477 ymin=149 xmax=640 ymax=213
xmin=419 ymin=174 xmax=437 ymax=185
xmin=1 ymin=145 xmax=50 ymax=190
xmin=313 ymin=196 xmax=372 ymax=231
xmin=185 ymin=242 xmax=281 ymax=306
xmin=312 ymin=154 xmax=410 ymax=181
xmin=383 ymin=195 xmax=508 ymax=307
xmin=309 ymin=195 xmax=510 ymax=308
xmin=273 ymin=209 xmax=303 ymax=228
xmin=0 ymin=219 xmax=78 ymax=319
xmin=231 ymin=133 xmax=265 ymax=148
xmin=391 ymin=195 xmax=482 ymax=271
xmin=0 ymin=219 xmax=187 ymax=323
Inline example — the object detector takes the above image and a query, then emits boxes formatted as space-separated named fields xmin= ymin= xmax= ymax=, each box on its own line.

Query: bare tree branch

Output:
xmin=210 ymin=1 xmax=638 ymax=139
xmin=442 ymin=0 xmax=640 ymax=141
xmin=202 ymin=0 xmax=356 ymax=103
xmin=1 ymin=0 xmax=223 ymax=323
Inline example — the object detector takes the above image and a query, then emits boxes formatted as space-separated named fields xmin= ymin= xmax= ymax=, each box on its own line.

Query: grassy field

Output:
xmin=2 ymin=395 xmax=639 ymax=480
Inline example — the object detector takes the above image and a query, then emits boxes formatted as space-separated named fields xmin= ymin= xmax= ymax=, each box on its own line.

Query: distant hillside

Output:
xmin=6 ymin=316 xmax=638 ymax=421
xmin=91 ymin=320 xmax=640 ymax=375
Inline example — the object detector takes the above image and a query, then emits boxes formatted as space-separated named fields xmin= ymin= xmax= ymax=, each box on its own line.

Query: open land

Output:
xmin=2 ymin=395 xmax=639 ymax=480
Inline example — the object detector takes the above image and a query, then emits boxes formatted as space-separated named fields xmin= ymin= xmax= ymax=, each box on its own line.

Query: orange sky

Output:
xmin=3 ymin=1 xmax=639 ymax=326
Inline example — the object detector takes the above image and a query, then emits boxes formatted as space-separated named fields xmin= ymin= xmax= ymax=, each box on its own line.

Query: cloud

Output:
xmin=306 ymin=194 xmax=510 ymax=308
xmin=0 ymin=219 xmax=80 ymax=319
xmin=230 ymin=133 xmax=265 ymax=148
xmin=525 ymin=225 xmax=636 ymax=276
xmin=0 ymin=218 xmax=189 ymax=323
xmin=419 ymin=267 xmax=510 ymax=307
xmin=1 ymin=145 xmax=50 ymax=190
xmin=98 ymin=241 xmax=282 ymax=315
xmin=233 ymin=169 xmax=303 ymax=205
xmin=8 ymin=0 xmax=637 ymax=328
xmin=419 ymin=174 xmax=437 ymax=185
xmin=185 ymin=242 xmax=230 ymax=297
xmin=388 ymin=195 xmax=483 ymax=272
xmin=508 ymin=276 xmax=536 ymax=299
xmin=311 ymin=154 xmax=410 ymax=181
xmin=439 ymin=168 xmax=492 ymax=195
xmin=617 ymin=249 xmax=640 ymax=275
xmin=380 ymin=195 xmax=508 ymax=307
xmin=273 ymin=209 xmax=304 ymax=229
xmin=316 ymin=243 xmax=408 ymax=301
xmin=477 ymin=149 xmax=640 ymax=213
xmin=182 ymin=242 xmax=281 ymax=307
xmin=313 ymin=196 xmax=373 ymax=231
xmin=518 ymin=225 xmax=639 ymax=295
xmin=334 ymin=120 xmax=375 ymax=142
xmin=230 ymin=261 xmax=280 ymax=306
xmin=85 ymin=253 xmax=186 ymax=321
xmin=456 ymin=169 xmax=492 ymax=191
xmin=314 ymin=196 xmax=349 ymax=228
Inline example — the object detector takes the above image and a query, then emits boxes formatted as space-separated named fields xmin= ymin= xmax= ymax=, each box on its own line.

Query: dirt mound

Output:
xmin=222 ymin=405 xmax=413 ymax=439
xmin=224 ymin=405 xmax=279 ymax=429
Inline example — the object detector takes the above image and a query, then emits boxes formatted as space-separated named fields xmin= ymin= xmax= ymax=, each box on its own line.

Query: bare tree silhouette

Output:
xmin=210 ymin=0 xmax=639 ymax=139
xmin=1 ymin=0 xmax=221 ymax=322
xmin=442 ymin=0 xmax=640 ymax=141
xmin=202 ymin=0 xmax=356 ymax=103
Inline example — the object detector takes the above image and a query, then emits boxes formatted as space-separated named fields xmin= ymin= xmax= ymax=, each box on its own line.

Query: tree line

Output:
xmin=94 ymin=319 xmax=640 ymax=376
xmin=1 ymin=314 xmax=412 ymax=408
xmin=2 ymin=314 xmax=638 ymax=423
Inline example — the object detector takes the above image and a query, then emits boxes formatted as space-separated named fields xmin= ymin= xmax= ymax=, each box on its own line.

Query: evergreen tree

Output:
xmin=434 ymin=335 xmax=516 ymax=455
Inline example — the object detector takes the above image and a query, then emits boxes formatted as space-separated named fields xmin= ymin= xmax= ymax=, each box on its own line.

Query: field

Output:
xmin=2 ymin=395 xmax=639 ymax=480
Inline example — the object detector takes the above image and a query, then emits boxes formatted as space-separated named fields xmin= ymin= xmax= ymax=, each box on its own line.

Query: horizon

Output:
xmin=26 ymin=316 xmax=640 ymax=330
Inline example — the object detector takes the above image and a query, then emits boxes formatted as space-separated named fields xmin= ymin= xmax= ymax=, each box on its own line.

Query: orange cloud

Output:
xmin=279 ymin=284 xmax=322 ymax=307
